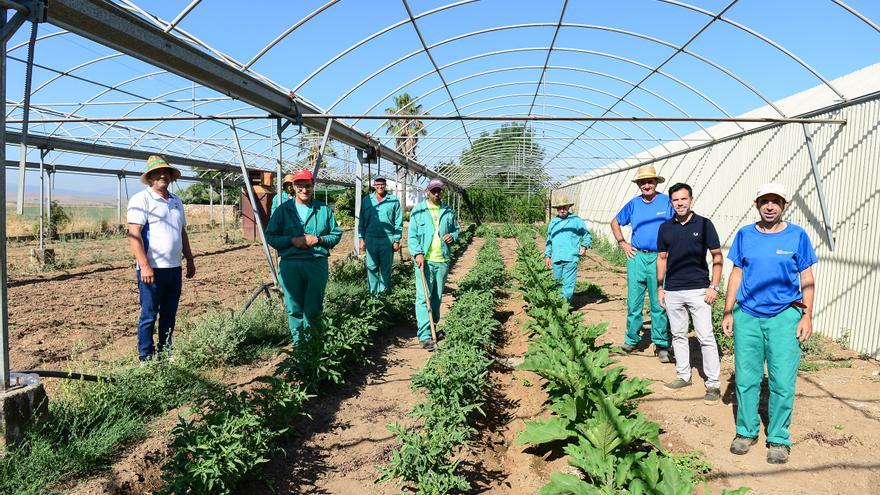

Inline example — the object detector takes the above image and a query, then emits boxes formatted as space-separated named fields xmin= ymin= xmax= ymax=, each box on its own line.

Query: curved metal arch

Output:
xmin=561 ymin=23 xmax=786 ymax=115
xmin=8 ymin=28 xmax=67 ymax=53
xmin=414 ymin=91 xmax=666 ymax=159
xmin=245 ymin=0 xmax=342 ymax=70
xmin=416 ymin=103 xmax=648 ymax=169
xmin=362 ymin=64 xmax=717 ymax=138
xmin=421 ymin=118 xmax=633 ymax=173
xmin=379 ymin=79 xmax=685 ymax=154
xmin=413 ymin=115 xmax=639 ymax=164
xmin=660 ymin=0 xmax=845 ymax=100
xmin=326 ymin=22 xmax=781 ymax=119
xmin=332 ymin=45 xmax=739 ymax=132
xmin=9 ymin=53 xmax=125 ymax=111
xmin=831 ymin=0 xmax=880 ymax=35
xmin=290 ymin=0 xmax=478 ymax=92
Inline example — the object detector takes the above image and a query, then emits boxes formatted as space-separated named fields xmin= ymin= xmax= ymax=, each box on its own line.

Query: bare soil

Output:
xmin=7 ymin=229 xmax=354 ymax=372
xmin=574 ymin=251 xmax=880 ymax=495
xmin=8 ymin=232 xmax=878 ymax=494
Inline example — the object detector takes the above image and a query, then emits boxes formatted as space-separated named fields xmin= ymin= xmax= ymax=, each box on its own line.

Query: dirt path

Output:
xmin=574 ymin=251 xmax=880 ymax=494
xmin=459 ymin=237 xmax=566 ymax=494
xmin=242 ymin=238 xmax=486 ymax=494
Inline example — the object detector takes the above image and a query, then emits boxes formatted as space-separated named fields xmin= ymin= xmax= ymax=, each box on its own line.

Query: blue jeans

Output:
xmin=137 ymin=267 xmax=182 ymax=361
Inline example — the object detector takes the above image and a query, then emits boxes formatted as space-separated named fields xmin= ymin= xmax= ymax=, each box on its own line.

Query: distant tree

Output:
xmin=458 ymin=123 xmax=548 ymax=191
xmin=296 ymin=128 xmax=338 ymax=170
xmin=384 ymin=93 xmax=427 ymax=160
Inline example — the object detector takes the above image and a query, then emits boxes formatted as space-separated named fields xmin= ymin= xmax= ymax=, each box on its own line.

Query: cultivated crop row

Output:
xmin=161 ymin=226 xmax=477 ymax=493
xmin=512 ymin=234 xmax=748 ymax=495
xmin=379 ymin=236 xmax=506 ymax=494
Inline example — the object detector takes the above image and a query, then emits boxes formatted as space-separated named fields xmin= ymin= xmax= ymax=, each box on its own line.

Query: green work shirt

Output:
xmin=271 ymin=194 xmax=293 ymax=215
xmin=426 ymin=203 xmax=446 ymax=262
xmin=358 ymin=192 xmax=403 ymax=242
xmin=408 ymin=200 xmax=459 ymax=262
xmin=266 ymin=199 xmax=342 ymax=259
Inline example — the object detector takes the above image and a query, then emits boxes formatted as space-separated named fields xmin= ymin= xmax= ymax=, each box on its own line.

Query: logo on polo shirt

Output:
xmin=776 ymin=249 xmax=793 ymax=255
xmin=693 ymin=232 xmax=699 ymax=237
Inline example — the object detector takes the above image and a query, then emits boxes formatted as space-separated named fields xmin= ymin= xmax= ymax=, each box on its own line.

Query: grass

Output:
xmin=589 ymin=229 xmax=628 ymax=267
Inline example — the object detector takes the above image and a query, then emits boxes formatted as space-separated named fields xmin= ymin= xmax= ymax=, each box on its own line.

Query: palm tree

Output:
xmin=295 ymin=128 xmax=337 ymax=171
xmin=384 ymin=93 xmax=427 ymax=160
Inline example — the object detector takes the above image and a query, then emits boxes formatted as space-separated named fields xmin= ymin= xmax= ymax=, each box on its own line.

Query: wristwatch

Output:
xmin=708 ymin=284 xmax=720 ymax=291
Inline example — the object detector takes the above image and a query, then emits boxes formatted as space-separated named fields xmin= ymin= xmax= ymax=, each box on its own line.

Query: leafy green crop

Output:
xmin=379 ymin=236 xmax=504 ymax=494
xmin=512 ymin=235 xmax=748 ymax=495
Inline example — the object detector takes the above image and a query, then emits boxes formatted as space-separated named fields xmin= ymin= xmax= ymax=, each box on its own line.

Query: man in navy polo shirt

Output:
xmin=656 ymin=183 xmax=723 ymax=404
xmin=611 ymin=165 xmax=674 ymax=362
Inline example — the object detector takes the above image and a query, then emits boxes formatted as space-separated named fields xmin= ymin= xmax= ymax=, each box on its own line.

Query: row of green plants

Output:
xmin=475 ymin=222 xmax=544 ymax=239
xmin=379 ymin=236 xmax=506 ymax=494
xmin=512 ymin=233 xmax=748 ymax=495
xmin=588 ymin=229 xmax=628 ymax=267
xmin=160 ymin=227 xmax=477 ymax=493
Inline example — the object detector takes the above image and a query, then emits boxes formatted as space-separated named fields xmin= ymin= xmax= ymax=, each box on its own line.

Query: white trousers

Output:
xmin=665 ymin=288 xmax=721 ymax=389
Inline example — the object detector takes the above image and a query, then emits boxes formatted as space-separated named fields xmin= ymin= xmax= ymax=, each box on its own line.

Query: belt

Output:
xmin=636 ymin=248 xmax=656 ymax=253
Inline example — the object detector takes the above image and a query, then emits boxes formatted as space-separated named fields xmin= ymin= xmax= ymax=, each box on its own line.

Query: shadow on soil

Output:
xmin=234 ymin=323 xmax=414 ymax=495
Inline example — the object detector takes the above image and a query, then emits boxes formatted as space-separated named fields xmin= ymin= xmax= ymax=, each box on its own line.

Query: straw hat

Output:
xmin=282 ymin=174 xmax=295 ymax=186
xmin=552 ymin=195 xmax=575 ymax=208
xmin=631 ymin=164 xmax=665 ymax=184
xmin=140 ymin=155 xmax=180 ymax=185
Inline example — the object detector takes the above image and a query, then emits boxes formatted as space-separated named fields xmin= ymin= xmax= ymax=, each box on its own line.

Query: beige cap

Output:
xmin=755 ymin=182 xmax=789 ymax=203
xmin=552 ymin=195 xmax=575 ymax=208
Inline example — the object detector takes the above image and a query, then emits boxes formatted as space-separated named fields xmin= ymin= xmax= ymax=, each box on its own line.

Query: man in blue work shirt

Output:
xmin=359 ymin=175 xmax=404 ymax=294
xmin=611 ymin=165 xmax=675 ymax=362
xmin=544 ymin=196 xmax=592 ymax=303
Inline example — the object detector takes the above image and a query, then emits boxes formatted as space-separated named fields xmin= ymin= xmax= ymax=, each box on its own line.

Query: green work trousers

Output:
xmin=733 ymin=305 xmax=802 ymax=446
xmin=414 ymin=260 xmax=449 ymax=342
xmin=552 ymin=260 xmax=578 ymax=302
xmin=278 ymin=257 xmax=329 ymax=343
xmin=365 ymin=237 xmax=394 ymax=294
xmin=625 ymin=251 xmax=669 ymax=347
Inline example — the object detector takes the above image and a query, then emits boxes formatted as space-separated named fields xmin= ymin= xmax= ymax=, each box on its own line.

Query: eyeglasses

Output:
xmin=429 ymin=188 xmax=443 ymax=194
xmin=293 ymin=183 xmax=313 ymax=190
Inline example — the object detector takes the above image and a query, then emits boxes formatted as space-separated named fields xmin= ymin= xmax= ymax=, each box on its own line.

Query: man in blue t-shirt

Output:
xmin=611 ymin=165 xmax=675 ymax=362
xmin=721 ymin=183 xmax=817 ymax=465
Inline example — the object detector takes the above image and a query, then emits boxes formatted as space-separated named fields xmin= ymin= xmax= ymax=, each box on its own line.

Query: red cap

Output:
xmin=292 ymin=169 xmax=314 ymax=182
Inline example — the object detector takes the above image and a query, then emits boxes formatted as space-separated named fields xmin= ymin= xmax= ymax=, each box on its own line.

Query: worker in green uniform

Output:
xmin=359 ymin=175 xmax=403 ymax=294
xmin=544 ymin=195 xmax=592 ymax=302
xmin=266 ymin=169 xmax=342 ymax=343
xmin=272 ymin=173 xmax=295 ymax=215
xmin=407 ymin=179 xmax=459 ymax=351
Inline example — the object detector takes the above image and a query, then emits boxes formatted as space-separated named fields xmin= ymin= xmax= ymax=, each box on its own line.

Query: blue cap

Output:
xmin=373 ymin=175 xmax=387 ymax=183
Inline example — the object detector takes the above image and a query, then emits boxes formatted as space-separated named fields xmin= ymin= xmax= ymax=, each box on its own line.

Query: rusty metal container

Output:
xmin=241 ymin=171 xmax=276 ymax=241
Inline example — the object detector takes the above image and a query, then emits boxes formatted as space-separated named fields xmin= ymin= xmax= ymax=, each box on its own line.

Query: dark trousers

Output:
xmin=137 ymin=267 xmax=182 ymax=361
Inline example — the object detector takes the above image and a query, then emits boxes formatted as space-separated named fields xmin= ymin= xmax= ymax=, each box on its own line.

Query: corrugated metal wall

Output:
xmin=557 ymin=96 xmax=880 ymax=358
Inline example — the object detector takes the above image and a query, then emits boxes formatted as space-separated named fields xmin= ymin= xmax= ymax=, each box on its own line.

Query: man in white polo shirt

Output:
xmin=127 ymin=155 xmax=196 ymax=362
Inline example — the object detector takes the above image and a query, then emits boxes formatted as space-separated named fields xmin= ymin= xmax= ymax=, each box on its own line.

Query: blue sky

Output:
xmin=4 ymin=0 xmax=880 ymax=198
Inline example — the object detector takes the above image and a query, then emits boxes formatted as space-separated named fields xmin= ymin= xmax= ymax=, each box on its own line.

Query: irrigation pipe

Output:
xmin=240 ymin=282 xmax=278 ymax=314
xmin=13 ymin=369 xmax=115 ymax=382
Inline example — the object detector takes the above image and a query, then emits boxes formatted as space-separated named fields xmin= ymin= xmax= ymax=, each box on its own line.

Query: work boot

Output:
xmin=767 ymin=443 xmax=790 ymax=464
xmin=655 ymin=347 xmax=672 ymax=363
xmin=663 ymin=378 xmax=692 ymax=390
xmin=704 ymin=387 xmax=721 ymax=405
xmin=435 ymin=330 xmax=446 ymax=342
xmin=620 ymin=343 xmax=636 ymax=353
xmin=729 ymin=435 xmax=758 ymax=455
xmin=420 ymin=339 xmax=436 ymax=352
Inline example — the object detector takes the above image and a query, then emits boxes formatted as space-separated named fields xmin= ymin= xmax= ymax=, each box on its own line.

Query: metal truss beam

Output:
xmin=4 ymin=159 xmax=211 ymax=182
xmin=44 ymin=0 xmax=452 ymax=188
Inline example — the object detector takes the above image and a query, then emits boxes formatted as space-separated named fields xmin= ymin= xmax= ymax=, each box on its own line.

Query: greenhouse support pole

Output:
xmin=16 ymin=14 xmax=37 ymax=215
xmin=802 ymin=123 xmax=835 ymax=251
xmin=38 ymin=148 xmax=47 ymax=250
xmin=220 ymin=176 xmax=225 ymax=234
xmin=312 ymin=119 xmax=333 ymax=179
xmin=116 ymin=174 xmax=123 ymax=225
xmin=208 ymin=182 xmax=214 ymax=225
xmin=1 ymin=7 xmax=11 ymax=391
xmin=354 ymin=150 xmax=365 ymax=256
xmin=230 ymin=122 xmax=279 ymax=288
xmin=46 ymin=170 xmax=52 ymax=231
xmin=275 ymin=118 xmax=288 ymax=211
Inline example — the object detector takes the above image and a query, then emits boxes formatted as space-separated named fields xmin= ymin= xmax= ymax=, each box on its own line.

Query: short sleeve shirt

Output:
xmin=727 ymin=223 xmax=817 ymax=318
xmin=615 ymin=193 xmax=674 ymax=251
xmin=657 ymin=213 xmax=721 ymax=291
xmin=127 ymin=188 xmax=186 ymax=269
